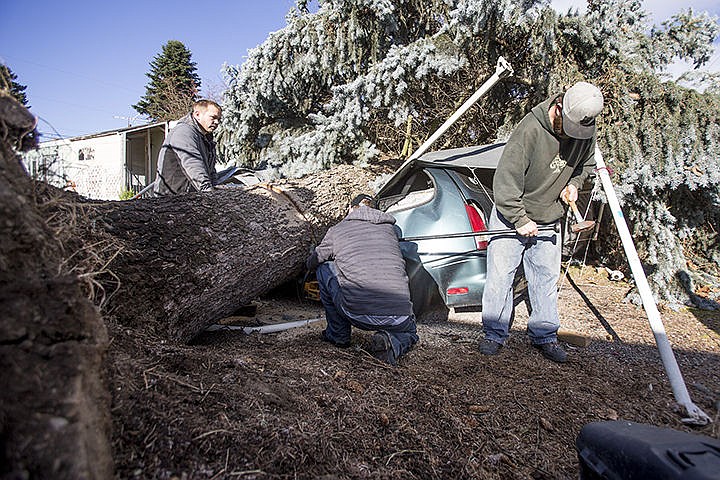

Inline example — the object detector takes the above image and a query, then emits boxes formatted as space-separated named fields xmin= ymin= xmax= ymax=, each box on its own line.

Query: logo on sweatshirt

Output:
xmin=549 ymin=155 xmax=566 ymax=173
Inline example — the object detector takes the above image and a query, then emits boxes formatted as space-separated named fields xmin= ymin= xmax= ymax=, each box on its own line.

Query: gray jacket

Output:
xmin=153 ymin=113 xmax=218 ymax=195
xmin=306 ymin=206 xmax=413 ymax=317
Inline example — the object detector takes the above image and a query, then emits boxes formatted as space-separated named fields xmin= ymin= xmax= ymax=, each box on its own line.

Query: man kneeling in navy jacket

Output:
xmin=306 ymin=194 xmax=419 ymax=365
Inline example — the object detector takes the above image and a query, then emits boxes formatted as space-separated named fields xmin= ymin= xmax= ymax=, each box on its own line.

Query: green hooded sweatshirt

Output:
xmin=493 ymin=94 xmax=596 ymax=228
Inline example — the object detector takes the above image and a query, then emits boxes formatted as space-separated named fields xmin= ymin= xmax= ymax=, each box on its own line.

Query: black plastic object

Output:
xmin=576 ymin=420 xmax=720 ymax=480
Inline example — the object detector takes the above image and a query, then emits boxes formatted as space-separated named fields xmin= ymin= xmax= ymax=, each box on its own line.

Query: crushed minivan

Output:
xmin=377 ymin=143 xmax=505 ymax=316
xmin=377 ymin=143 xmax=597 ymax=317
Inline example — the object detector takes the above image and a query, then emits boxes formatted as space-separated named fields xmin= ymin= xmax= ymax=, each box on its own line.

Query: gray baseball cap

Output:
xmin=562 ymin=82 xmax=604 ymax=139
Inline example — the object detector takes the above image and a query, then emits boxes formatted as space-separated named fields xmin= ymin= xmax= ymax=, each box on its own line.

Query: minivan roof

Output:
xmin=415 ymin=143 xmax=505 ymax=169
xmin=377 ymin=143 xmax=505 ymax=196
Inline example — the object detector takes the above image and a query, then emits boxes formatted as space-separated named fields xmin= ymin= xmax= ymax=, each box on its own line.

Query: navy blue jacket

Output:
xmin=306 ymin=206 xmax=413 ymax=317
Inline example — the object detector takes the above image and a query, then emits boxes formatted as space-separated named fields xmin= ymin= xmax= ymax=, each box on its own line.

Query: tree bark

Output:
xmin=0 ymin=95 xmax=113 ymax=479
xmin=92 ymin=165 xmax=377 ymax=343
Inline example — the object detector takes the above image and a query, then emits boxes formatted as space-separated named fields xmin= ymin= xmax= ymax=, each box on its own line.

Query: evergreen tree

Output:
xmin=219 ymin=0 xmax=720 ymax=308
xmin=133 ymin=40 xmax=201 ymax=121
xmin=0 ymin=64 xmax=29 ymax=106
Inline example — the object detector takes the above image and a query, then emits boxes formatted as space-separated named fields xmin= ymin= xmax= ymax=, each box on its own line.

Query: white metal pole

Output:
xmin=392 ymin=57 xmax=514 ymax=174
xmin=594 ymin=146 xmax=711 ymax=425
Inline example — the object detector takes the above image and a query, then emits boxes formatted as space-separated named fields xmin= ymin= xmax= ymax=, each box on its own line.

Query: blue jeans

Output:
xmin=315 ymin=262 xmax=419 ymax=358
xmin=481 ymin=207 xmax=561 ymax=345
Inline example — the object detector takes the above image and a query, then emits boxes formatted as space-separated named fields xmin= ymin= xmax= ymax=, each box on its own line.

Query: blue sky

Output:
xmin=1 ymin=0 xmax=297 ymax=139
xmin=1 ymin=0 xmax=718 ymax=141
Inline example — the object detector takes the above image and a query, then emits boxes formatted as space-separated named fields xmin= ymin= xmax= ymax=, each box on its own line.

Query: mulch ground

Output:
xmin=107 ymin=266 xmax=720 ymax=479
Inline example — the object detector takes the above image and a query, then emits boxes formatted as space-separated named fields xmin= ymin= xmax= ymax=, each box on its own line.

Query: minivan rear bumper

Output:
xmin=422 ymin=252 xmax=487 ymax=308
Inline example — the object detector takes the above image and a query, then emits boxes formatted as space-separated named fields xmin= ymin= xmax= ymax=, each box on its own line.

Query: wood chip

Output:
xmin=468 ymin=404 xmax=492 ymax=414
xmin=539 ymin=417 xmax=554 ymax=431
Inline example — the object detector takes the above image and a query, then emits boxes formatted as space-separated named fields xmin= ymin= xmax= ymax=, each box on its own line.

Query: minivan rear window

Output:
xmin=454 ymin=167 xmax=494 ymax=195
xmin=378 ymin=170 xmax=434 ymax=212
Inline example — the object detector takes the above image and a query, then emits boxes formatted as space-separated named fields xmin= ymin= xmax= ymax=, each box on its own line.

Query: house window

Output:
xmin=78 ymin=147 xmax=94 ymax=161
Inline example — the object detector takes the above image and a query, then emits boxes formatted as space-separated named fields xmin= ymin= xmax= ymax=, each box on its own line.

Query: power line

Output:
xmin=3 ymin=55 xmax=141 ymax=94
xmin=29 ymin=94 xmax=124 ymax=116
xmin=37 ymin=116 xmax=71 ymax=141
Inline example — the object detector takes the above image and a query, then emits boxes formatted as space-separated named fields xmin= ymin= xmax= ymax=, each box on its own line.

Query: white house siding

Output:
xmin=63 ymin=134 xmax=125 ymax=200
xmin=28 ymin=133 xmax=124 ymax=200
xmin=26 ymin=122 xmax=171 ymax=200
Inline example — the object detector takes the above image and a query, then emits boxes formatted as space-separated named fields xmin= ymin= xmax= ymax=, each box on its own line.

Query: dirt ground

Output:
xmin=107 ymin=266 xmax=720 ymax=479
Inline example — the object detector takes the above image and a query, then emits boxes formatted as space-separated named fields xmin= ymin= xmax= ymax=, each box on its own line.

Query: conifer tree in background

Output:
xmin=133 ymin=40 xmax=201 ymax=122
xmin=0 ymin=64 xmax=29 ymax=106
xmin=219 ymin=0 xmax=720 ymax=308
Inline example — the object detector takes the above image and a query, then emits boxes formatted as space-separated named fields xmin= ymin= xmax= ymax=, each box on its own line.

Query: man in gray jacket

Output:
xmin=153 ymin=99 xmax=222 ymax=196
xmin=306 ymin=194 xmax=419 ymax=365
xmin=479 ymin=82 xmax=604 ymax=363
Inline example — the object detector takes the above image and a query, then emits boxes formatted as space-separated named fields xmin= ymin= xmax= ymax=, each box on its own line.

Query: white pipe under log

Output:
xmin=594 ymin=145 xmax=711 ymax=425
xmin=205 ymin=317 xmax=322 ymax=334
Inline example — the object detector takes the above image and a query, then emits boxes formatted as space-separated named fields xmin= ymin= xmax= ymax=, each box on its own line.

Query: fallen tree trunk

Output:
xmin=0 ymin=95 xmax=113 ymax=478
xmin=1 ymin=92 xmax=377 ymax=477
xmin=89 ymin=166 xmax=377 ymax=343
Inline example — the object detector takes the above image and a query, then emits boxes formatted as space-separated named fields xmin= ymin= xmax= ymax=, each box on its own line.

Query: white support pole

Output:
xmin=392 ymin=57 xmax=514 ymax=174
xmin=594 ymin=146 xmax=711 ymax=425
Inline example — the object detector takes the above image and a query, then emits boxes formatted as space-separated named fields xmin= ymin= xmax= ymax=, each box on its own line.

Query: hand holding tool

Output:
xmin=569 ymin=200 xmax=596 ymax=233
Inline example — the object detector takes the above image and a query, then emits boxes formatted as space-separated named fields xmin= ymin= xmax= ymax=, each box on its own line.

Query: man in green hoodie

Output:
xmin=479 ymin=82 xmax=604 ymax=363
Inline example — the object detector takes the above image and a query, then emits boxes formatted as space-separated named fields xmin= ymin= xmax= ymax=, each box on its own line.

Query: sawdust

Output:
xmin=107 ymin=267 xmax=720 ymax=479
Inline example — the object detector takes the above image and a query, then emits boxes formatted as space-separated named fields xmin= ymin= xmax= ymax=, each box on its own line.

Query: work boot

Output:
xmin=320 ymin=330 xmax=351 ymax=348
xmin=533 ymin=341 xmax=567 ymax=363
xmin=479 ymin=338 xmax=502 ymax=355
xmin=367 ymin=332 xmax=397 ymax=366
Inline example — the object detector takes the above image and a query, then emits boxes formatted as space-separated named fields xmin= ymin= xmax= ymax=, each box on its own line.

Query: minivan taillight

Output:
xmin=447 ymin=287 xmax=469 ymax=295
xmin=465 ymin=203 xmax=488 ymax=250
